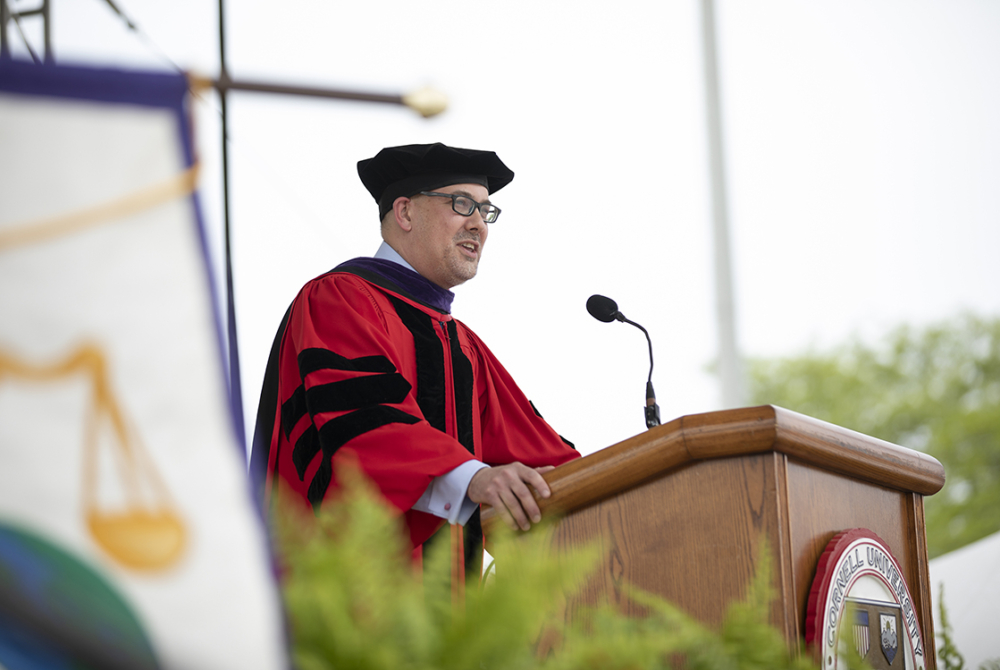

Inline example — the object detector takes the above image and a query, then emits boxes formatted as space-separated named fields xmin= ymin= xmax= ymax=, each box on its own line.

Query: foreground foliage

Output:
xmin=936 ymin=583 xmax=1000 ymax=670
xmin=747 ymin=314 xmax=1000 ymax=557
xmin=274 ymin=470 xmax=832 ymax=670
xmin=936 ymin=583 xmax=965 ymax=670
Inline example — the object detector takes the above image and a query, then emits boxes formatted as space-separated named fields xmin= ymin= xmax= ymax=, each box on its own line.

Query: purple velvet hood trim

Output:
xmin=334 ymin=257 xmax=455 ymax=314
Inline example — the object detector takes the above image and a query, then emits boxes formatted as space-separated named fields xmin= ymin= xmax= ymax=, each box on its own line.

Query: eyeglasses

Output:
xmin=418 ymin=191 xmax=501 ymax=223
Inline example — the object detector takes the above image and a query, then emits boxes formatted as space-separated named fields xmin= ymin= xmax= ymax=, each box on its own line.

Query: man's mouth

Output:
xmin=457 ymin=241 xmax=479 ymax=257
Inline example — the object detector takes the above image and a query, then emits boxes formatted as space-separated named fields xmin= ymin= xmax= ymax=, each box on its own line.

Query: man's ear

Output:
xmin=392 ymin=196 xmax=414 ymax=232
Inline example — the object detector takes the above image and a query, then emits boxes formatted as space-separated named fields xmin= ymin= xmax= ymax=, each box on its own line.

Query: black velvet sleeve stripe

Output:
xmin=306 ymin=373 xmax=412 ymax=415
xmin=281 ymin=386 xmax=307 ymax=439
xmin=316 ymin=405 xmax=421 ymax=456
xmin=306 ymin=405 xmax=422 ymax=507
xmin=447 ymin=320 xmax=475 ymax=455
xmin=297 ymin=348 xmax=397 ymax=377
xmin=281 ymin=372 xmax=413 ymax=440
xmin=307 ymin=457 xmax=333 ymax=512
xmin=291 ymin=424 xmax=319 ymax=480
xmin=387 ymin=296 xmax=447 ymax=433
xmin=282 ymin=350 xmax=404 ymax=439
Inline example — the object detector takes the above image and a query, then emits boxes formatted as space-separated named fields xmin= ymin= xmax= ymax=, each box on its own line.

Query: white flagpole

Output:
xmin=700 ymin=0 xmax=746 ymax=409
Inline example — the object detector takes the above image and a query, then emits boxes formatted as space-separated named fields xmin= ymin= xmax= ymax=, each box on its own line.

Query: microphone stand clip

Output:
xmin=645 ymin=381 xmax=661 ymax=429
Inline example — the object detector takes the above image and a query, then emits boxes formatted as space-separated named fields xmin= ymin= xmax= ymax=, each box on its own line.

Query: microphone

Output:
xmin=586 ymin=294 xmax=624 ymax=323
xmin=586 ymin=294 xmax=662 ymax=429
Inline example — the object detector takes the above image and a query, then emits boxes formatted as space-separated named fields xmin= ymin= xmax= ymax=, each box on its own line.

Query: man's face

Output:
xmin=405 ymin=183 xmax=491 ymax=290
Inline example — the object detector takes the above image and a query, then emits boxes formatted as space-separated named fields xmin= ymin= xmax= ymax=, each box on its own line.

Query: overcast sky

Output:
xmin=15 ymin=0 xmax=1000 ymax=455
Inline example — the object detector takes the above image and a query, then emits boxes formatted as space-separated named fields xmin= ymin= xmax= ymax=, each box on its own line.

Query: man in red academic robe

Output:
xmin=250 ymin=143 xmax=578 ymax=569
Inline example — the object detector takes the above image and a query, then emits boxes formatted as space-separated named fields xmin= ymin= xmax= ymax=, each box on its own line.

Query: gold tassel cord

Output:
xmin=0 ymin=164 xmax=200 ymax=254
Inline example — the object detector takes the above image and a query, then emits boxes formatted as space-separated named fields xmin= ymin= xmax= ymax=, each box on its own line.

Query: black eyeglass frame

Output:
xmin=418 ymin=191 xmax=501 ymax=223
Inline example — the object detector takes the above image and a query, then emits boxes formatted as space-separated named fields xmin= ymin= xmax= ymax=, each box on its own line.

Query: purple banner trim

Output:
xmin=0 ymin=60 xmax=187 ymax=112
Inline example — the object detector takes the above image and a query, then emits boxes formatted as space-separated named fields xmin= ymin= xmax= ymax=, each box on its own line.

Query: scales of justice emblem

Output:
xmin=0 ymin=344 xmax=187 ymax=571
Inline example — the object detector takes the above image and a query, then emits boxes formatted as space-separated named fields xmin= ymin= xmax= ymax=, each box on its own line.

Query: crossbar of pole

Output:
xmin=190 ymin=73 xmax=447 ymax=118
xmin=216 ymin=76 xmax=403 ymax=105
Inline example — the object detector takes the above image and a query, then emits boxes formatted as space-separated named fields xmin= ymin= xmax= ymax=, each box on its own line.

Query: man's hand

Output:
xmin=467 ymin=463 xmax=556 ymax=531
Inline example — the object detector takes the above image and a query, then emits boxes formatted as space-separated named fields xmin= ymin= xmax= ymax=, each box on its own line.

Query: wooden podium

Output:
xmin=482 ymin=405 xmax=945 ymax=664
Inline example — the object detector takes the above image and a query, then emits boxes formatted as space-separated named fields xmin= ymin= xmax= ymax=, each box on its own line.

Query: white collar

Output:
xmin=374 ymin=241 xmax=417 ymax=273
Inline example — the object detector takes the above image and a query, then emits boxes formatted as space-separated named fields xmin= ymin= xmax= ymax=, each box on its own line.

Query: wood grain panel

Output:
xmin=551 ymin=454 xmax=784 ymax=628
xmin=785 ymin=460 xmax=911 ymax=616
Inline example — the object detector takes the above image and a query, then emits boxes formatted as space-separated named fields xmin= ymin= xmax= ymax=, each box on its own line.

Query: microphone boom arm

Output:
xmin=619 ymin=315 xmax=661 ymax=429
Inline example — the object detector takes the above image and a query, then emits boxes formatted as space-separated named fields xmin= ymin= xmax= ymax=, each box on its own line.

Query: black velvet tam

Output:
xmin=358 ymin=142 xmax=514 ymax=219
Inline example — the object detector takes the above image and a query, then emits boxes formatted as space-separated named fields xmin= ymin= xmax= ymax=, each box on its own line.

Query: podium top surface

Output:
xmin=482 ymin=405 xmax=946 ymax=526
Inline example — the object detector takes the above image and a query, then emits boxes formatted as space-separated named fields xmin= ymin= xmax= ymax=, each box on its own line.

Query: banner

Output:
xmin=0 ymin=61 xmax=285 ymax=670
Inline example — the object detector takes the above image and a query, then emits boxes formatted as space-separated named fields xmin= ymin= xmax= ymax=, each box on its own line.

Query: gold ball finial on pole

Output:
xmin=402 ymin=86 xmax=449 ymax=118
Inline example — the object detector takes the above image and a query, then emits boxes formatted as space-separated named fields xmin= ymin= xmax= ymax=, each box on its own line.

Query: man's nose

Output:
xmin=464 ymin=209 xmax=485 ymax=231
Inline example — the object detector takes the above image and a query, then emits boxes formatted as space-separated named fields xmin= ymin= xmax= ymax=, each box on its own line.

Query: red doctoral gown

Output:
xmin=256 ymin=263 xmax=578 ymax=549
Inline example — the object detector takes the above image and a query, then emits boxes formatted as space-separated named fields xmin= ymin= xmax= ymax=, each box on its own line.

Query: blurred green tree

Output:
xmin=747 ymin=314 xmax=1000 ymax=558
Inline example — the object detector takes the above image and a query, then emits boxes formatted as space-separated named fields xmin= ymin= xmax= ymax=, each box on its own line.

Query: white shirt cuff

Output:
xmin=411 ymin=460 xmax=489 ymax=525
